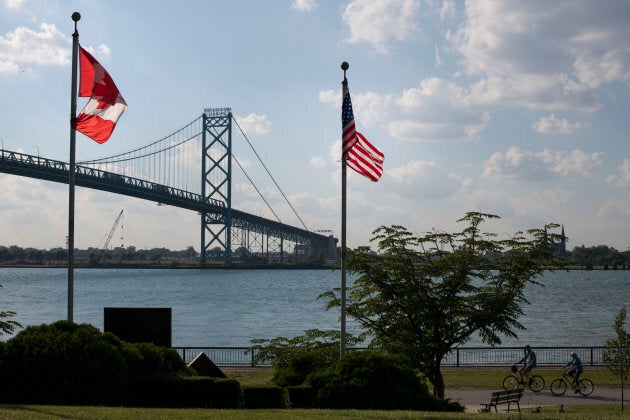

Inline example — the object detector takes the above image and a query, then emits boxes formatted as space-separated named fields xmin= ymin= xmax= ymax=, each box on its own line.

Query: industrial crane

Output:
xmin=103 ymin=209 xmax=124 ymax=250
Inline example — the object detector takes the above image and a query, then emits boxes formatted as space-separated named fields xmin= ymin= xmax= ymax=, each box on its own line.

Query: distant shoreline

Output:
xmin=0 ymin=263 xmax=627 ymax=271
xmin=0 ymin=263 xmax=336 ymax=270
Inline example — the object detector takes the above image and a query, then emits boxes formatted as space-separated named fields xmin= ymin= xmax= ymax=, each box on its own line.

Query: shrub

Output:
xmin=128 ymin=341 xmax=187 ymax=377
xmin=241 ymin=385 xmax=286 ymax=408
xmin=0 ymin=320 xmax=189 ymax=405
xmin=0 ymin=321 xmax=128 ymax=404
xmin=285 ymin=385 xmax=316 ymax=408
xmin=123 ymin=376 xmax=240 ymax=408
xmin=306 ymin=351 xmax=463 ymax=411
xmin=274 ymin=350 xmax=329 ymax=387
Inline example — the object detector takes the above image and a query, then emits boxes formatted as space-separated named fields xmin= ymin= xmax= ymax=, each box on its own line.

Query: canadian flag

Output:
xmin=76 ymin=46 xmax=127 ymax=144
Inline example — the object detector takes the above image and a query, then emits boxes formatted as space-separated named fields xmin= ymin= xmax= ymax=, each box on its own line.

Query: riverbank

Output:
xmin=0 ymin=262 xmax=336 ymax=269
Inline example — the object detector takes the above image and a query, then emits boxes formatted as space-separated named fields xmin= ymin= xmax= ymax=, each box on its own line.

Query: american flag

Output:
xmin=341 ymin=82 xmax=384 ymax=182
xmin=341 ymin=82 xmax=358 ymax=157
xmin=347 ymin=132 xmax=384 ymax=182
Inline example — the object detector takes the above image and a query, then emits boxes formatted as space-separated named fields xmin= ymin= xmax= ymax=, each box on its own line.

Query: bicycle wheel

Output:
xmin=578 ymin=378 xmax=594 ymax=396
xmin=502 ymin=374 xmax=520 ymax=390
xmin=550 ymin=378 xmax=567 ymax=396
xmin=528 ymin=375 xmax=545 ymax=392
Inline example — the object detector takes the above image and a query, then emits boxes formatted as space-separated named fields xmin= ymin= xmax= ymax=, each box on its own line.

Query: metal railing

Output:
xmin=173 ymin=346 xmax=606 ymax=367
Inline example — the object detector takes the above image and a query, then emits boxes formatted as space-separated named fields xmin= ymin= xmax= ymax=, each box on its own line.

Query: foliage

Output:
xmin=0 ymin=309 xmax=21 ymax=337
xmin=306 ymin=351 xmax=462 ymax=411
xmin=285 ymin=385 xmax=317 ymax=408
xmin=603 ymin=306 xmax=630 ymax=382
xmin=241 ymin=385 xmax=286 ymax=408
xmin=123 ymin=376 xmax=241 ymax=408
xmin=0 ymin=320 xmax=189 ymax=405
xmin=0 ymin=321 xmax=129 ymax=404
xmin=320 ymin=212 xmax=564 ymax=399
xmin=568 ymin=244 xmax=630 ymax=267
xmin=0 ymin=244 xmax=198 ymax=265
xmin=273 ymin=351 xmax=329 ymax=387
xmin=248 ymin=328 xmax=365 ymax=385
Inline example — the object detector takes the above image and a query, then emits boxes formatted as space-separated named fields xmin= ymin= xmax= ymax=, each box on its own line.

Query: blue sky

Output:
xmin=1 ymin=0 xmax=629 ymax=252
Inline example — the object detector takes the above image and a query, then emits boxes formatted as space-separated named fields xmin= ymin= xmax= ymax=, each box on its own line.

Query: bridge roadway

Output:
xmin=0 ymin=149 xmax=331 ymax=247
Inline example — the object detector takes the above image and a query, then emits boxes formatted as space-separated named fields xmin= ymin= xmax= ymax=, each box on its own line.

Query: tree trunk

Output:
xmin=427 ymin=362 xmax=446 ymax=400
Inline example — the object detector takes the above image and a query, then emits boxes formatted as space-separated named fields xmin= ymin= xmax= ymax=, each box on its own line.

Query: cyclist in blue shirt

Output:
xmin=565 ymin=352 xmax=583 ymax=391
xmin=518 ymin=344 xmax=537 ymax=384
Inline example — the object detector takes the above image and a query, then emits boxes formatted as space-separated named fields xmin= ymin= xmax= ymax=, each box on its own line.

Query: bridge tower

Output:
xmin=200 ymin=108 xmax=233 ymax=266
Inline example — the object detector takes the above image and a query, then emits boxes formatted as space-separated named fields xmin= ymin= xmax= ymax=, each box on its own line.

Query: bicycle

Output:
xmin=502 ymin=364 xmax=545 ymax=392
xmin=550 ymin=367 xmax=594 ymax=396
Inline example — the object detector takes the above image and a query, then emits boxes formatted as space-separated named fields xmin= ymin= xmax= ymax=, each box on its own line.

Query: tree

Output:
xmin=603 ymin=306 xmax=630 ymax=386
xmin=248 ymin=329 xmax=365 ymax=386
xmin=0 ymin=301 xmax=21 ymax=337
xmin=321 ymin=212 xmax=563 ymax=399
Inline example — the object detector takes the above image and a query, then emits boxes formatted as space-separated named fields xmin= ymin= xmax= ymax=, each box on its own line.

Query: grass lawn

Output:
xmin=225 ymin=366 xmax=624 ymax=389
xmin=441 ymin=366 xmax=622 ymax=389
xmin=0 ymin=368 xmax=626 ymax=419
xmin=0 ymin=404 xmax=627 ymax=419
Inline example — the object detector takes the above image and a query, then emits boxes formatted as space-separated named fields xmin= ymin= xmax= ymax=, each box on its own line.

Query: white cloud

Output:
xmin=2 ymin=0 xmax=24 ymax=9
xmin=320 ymin=78 xmax=491 ymax=143
xmin=538 ymin=149 xmax=604 ymax=177
xmin=359 ymin=78 xmax=490 ymax=142
xmin=606 ymin=159 xmax=630 ymax=187
xmin=434 ymin=45 xmax=442 ymax=66
xmin=0 ymin=23 xmax=69 ymax=73
xmin=532 ymin=114 xmax=581 ymax=134
xmin=235 ymin=113 xmax=272 ymax=135
xmin=387 ymin=160 xmax=463 ymax=199
xmin=342 ymin=0 xmax=419 ymax=53
xmin=439 ymin=0 xmax=456 ymax=20
xmin=291 ymin=0 xmax=318 ymax=12
xmin=318 ymin=89 xmax=339 ymax=105
xmin=310 ymin=155 xmax=326 ymax=168
xmin=466 ymin=74 xmax=601 ymax=112
xmin=448 ymin=0 xmax=630 ymax=111
xmin=511 ymin=188 xmax=574 ymax=218
xmin=597 ymin=196 xmax=630 ymax=219
xmin=97 ymin=44 xmax=111 ymax=58
xmin=482 ymin=147 xmax=604 ymax=181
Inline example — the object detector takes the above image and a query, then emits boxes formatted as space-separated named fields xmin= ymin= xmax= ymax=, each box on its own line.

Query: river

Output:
xmin=0 ymin=268 xmax=627 ymax=347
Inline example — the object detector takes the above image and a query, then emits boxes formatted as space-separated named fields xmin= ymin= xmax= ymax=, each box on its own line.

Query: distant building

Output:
xmin=547 ymin=225 xmax=568 ymax=257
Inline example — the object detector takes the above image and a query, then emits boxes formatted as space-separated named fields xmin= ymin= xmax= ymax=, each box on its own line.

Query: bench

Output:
xmin=480 ymin=389 xmax=522 ymax=412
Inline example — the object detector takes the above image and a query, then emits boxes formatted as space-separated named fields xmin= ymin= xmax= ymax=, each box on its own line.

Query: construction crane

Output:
xmin=103 ymin=209 xmax=124 ymax=250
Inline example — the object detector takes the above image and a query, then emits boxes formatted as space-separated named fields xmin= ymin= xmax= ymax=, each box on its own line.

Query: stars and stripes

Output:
xmin=347 ymin=132 xmax=384 ymax=182
xmin=341 ymin=81 xmax=384 ymax=182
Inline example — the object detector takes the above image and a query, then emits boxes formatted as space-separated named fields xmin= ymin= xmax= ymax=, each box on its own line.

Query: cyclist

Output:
xmin=565 ymin=351 xmax=583 ymax=392
xmin=517 ymin=344 xmax=537 ymax=384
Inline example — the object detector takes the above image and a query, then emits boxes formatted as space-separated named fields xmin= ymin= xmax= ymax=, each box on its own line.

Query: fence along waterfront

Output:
xmin=174 ymin=346 xmax=606 ymax=367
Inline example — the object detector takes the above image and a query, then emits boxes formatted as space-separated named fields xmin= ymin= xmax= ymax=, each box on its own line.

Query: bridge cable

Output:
xmin=233 ymin=118 xmax=310 ymax=233
xmin=77 ymin=116 xmax=203 ymax=164
xmin=231 ymin=155 xmax=282 ymax=223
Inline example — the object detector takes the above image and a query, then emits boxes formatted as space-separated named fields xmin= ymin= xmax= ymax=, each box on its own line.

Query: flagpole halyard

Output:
xmin=68 ymin=12 xmax=80 ymax=323
xmin=340 ymin=61 xmax=349 ymax=357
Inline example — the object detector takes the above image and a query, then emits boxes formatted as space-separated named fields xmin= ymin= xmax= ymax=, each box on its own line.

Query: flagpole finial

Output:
xmin=341 ymin=61 xmax=349 ymax=82
xmin=71 ymin=12 xmax=81 ymax=34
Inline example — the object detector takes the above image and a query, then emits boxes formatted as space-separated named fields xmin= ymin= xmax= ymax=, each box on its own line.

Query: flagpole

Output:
xmin=340 ymin=61 xmax=349 ymax=357
xmin=68 ymin=12 xmax=81 ymax=323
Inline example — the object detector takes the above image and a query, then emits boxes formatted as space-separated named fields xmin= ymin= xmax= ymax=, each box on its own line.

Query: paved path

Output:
xmin=446 ymin=387 xmax=627 ymax=413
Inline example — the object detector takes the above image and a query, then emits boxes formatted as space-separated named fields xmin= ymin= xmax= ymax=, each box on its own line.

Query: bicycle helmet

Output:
xmin=525 ymin=344 xmax=531 ymax=350
xmin=570 ymin=351 xmax=576 ymax=357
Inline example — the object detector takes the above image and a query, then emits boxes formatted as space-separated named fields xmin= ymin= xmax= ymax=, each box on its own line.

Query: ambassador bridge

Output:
xmin=0 ymin=108 xmax=337 ymax=266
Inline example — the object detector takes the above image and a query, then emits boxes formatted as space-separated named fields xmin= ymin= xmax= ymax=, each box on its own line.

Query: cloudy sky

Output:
xmin=0 ymin=0 xmax=629 ymax=252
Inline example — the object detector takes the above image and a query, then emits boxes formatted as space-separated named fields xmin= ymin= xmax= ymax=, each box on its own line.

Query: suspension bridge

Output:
xmin=0 ymin=108 xmax=337 ymax=266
